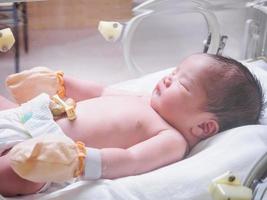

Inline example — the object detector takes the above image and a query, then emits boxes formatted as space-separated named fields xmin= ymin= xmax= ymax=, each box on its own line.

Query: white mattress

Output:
xmin=3 ymin=60 xmax=267 ymax=200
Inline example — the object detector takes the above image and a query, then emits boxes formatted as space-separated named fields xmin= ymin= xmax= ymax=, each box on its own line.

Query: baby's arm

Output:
xmin=7 ymin=130 xmax=187 ymax=184
xmin=6 ymin=67 xmax=140 ymax=104
xmin=63 ymin=75 xmax=105 ymax=102
xmin=101 ymin=129 xmax=188 ymax=179
xmin=0 ymin=154 xmax=45 ymax=197
xmin=64 ymin=75 xmax=144 ymax=102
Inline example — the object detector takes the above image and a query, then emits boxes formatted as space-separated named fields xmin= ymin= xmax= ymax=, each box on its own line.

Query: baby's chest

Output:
xmin=76 ymin=96 xmax=165 ymax=134
xmin=58 ymin=96 xmax=170 ymax=148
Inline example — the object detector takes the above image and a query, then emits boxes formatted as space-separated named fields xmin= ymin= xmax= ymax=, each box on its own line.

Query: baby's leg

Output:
xmin=0 ymin=95 xmax=17 ymax=111
xmin=0 ymin=154 xmax=45 ymax=197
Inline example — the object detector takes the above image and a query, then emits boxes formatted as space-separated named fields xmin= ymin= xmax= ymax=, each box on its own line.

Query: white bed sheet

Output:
xmin=3 ymin=60 xmax=267 ymax=200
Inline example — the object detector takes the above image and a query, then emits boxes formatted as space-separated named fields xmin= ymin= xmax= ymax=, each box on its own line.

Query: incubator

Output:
xmin=98 ymin=0 xmax=267 ymax=75
xmin=0 ymin=0 xmax=267 ymax=200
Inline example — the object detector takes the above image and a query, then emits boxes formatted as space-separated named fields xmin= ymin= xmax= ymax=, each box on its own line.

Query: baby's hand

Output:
xmin=8 ymin=134 xmax=101 ymax=183
xmin=6 ymin=67 xmax=65 ymax=104
xmin=8 ymin=135 xmax=84 ymax=183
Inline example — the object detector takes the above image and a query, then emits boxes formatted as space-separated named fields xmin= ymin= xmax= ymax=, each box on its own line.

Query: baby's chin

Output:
xmin=150 ymin=92 xmax=160 ymax=110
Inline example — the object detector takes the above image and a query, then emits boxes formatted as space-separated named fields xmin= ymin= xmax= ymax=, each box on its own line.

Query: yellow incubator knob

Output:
xmin=209 ymin=171 xmax=253 ymax=200
xmin=98 ymin=21 xmax=123 ymax=42
xmin=0 ymin=28 xmax=15 ymax=52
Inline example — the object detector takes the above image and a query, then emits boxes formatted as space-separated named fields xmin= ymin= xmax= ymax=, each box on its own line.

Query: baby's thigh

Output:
xmin=0 ymin=154 xmax=45 ymax=197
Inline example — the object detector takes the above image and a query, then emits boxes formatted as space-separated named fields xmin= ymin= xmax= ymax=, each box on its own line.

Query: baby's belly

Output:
xmin=56 ymin=96 xmax=159 ymax=148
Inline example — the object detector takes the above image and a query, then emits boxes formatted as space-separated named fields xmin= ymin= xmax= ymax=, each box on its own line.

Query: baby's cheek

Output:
xmin=150 ymin=95 xmax=161 ymax=111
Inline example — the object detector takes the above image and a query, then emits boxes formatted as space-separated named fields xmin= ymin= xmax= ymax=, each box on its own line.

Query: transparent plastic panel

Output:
xmin=1 ymin=0 xmax=266 ymax=95
xmin=129 ymin=12 xmax=208 ymax=73
xmin=0 ymin=0 xmax=133 ymax=96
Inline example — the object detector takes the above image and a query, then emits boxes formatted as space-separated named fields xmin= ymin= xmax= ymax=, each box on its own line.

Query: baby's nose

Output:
xmin=164 ymin=76 xmax=172 ymax=88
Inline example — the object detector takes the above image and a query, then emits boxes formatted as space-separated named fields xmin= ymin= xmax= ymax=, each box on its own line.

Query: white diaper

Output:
xmin=0 ymin=93 xmax=65 ymax=155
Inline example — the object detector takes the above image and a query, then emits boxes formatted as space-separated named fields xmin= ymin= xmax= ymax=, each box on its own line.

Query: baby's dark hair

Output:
xmin=203 ymin=54 xmax=265 ymax=132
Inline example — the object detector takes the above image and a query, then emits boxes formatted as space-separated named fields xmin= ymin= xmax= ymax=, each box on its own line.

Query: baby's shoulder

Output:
xmin=156 ymin=128 xmax=189 ymax=158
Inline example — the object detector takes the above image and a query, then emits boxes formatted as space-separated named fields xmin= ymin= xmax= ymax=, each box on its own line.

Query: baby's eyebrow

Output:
xmin=181 ymin=73 xmax=196 ymax=90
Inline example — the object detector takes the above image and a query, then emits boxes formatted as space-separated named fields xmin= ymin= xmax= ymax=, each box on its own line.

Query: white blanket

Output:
xmin=3 ymin=60 xmax=267 ymax=200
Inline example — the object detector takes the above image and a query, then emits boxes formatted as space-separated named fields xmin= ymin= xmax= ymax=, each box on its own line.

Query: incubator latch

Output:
xmin=209 ymin=171 xmax=253 ymax=200
xmin=216 ymin=35 xmax=228 ymax=55
xmin=203 ymin=32 xmax=212 ymax=53
xmin=203 ymin=34 xmax=228 ymax=55
xmin=98 ymin=21 xmax=123 ymax=42
xmin=0 ymin=28 xmax=15 ymax=52
xmin=252 ymin=177 xmax=267 ymax=200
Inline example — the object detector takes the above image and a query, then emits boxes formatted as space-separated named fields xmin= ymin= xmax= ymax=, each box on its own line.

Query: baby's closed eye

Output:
xmin=177 ymin=80 xmax=189 ymax=92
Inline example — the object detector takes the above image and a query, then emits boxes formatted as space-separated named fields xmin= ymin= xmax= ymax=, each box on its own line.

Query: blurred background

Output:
xmin=0 ymin=0 xmax=136 ymax=97
xmin=0 ymin=0 xmax=263 ymax=97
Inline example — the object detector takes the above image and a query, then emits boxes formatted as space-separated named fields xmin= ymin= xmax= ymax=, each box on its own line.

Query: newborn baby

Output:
xmin=0 ymin=53 xmax=264 ymax=197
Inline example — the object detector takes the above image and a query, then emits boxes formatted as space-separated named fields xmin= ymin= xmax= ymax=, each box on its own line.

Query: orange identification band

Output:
xmin=56 ymin=71 xmax=65 ymax=98
xmin=74 ymin=141 xmax=87 ymax=177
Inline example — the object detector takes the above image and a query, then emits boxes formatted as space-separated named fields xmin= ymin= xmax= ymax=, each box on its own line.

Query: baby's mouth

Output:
xmin=154 ymin=82 xmax=162 ymax=95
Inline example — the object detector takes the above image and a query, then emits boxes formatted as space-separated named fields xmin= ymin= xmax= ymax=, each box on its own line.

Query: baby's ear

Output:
xmin=192 ymin=119 xmax=219 ymax=139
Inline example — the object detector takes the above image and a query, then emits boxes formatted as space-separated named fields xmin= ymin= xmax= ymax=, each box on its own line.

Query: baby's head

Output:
xmin=200 ymin=54 xmax=264 ymax=131
xmin=151 ymin=53 xmax=264 ymax=146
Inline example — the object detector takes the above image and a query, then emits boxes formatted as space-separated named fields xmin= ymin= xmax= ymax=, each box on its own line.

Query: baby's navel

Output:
xmin=135 ymin=120 xmax=143 ymax=130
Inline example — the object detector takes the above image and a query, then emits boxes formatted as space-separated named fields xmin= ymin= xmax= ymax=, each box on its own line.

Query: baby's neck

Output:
xmin=181 ymin=130 xmax=202 ymax=150
xmin=0 ymin=95 xmax=17 ymax=111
